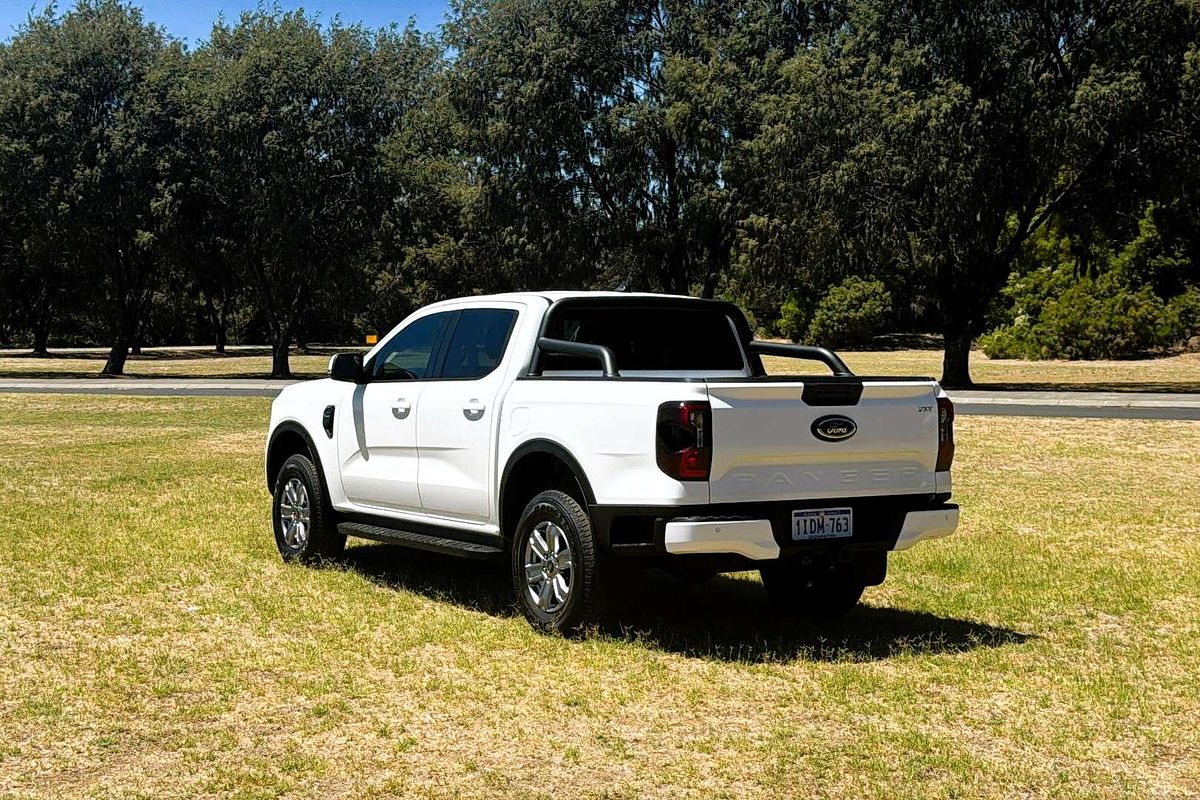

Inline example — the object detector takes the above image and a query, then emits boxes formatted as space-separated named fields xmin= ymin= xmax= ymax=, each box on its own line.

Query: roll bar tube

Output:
xmin=532 ymin=337 xmax=620 ymax=377
xmin=747 ymin=341 xmax=855 ymax=377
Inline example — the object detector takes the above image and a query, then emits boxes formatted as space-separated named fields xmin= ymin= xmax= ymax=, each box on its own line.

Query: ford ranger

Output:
xmin=265 ymin=292 xmax=959 ymax=632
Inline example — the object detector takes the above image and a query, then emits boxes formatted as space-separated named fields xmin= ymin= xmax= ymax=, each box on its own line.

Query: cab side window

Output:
xmin=440 ymin=309 xmax=519 ymax=380
xmin=371 ymin=312 xmax=450 ymax=380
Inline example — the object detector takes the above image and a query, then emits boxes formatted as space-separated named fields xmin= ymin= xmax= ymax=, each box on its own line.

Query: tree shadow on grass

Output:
xmin=340 ymin=543 xmax=1032 ymax=664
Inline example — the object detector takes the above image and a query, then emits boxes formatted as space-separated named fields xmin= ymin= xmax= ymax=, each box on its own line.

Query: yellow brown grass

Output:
xmin=0 ymin=395 xmax=1197 ymax=798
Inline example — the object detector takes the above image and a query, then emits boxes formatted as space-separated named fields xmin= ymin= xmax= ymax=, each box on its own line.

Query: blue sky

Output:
xmin=0 ymin=1 xmax=452 ymax=44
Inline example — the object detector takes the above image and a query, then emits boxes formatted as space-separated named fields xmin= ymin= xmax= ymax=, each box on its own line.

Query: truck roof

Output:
xmin=423 ymin=290 xmax=703 ymax=308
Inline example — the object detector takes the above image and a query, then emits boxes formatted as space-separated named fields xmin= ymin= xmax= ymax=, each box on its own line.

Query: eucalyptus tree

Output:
xmin=740 ymin=1 xmax=1197 ymax=384
xmin=0 ymin=1 xmax=179 ymax=372
xmin=446 ymin=0 xmax=832 ymax=295
xmin=0 ymin=8 xmax=82 ymax=355
xmin=190 ymin=12 xmax=432 ymax=377
xmin=848 ymin=0 xmax=1196 ymax=385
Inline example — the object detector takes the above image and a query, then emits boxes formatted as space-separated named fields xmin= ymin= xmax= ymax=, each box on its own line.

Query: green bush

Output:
xmin=1039 ymin=275 xmax=1174 ymax=359
xmin=805 ymin=276 xmax=892 ymax=347
xmin=980 ymin=271 xmax=1178 ymax=360
xmin=977 ymin=317 xmax=1040 ymax=359
xmin=776 ymin=296 xmax=809 ymax=343
xmin=1168 ymin=287 xmax=1200 ymax=344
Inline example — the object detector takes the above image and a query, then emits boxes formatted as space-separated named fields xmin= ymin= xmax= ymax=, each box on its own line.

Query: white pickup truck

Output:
xmin=266 ymin=291 xmax=959 ymax=632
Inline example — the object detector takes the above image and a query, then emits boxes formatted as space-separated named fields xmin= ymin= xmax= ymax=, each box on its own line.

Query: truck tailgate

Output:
xmin=704 ymin=379 xmax=940 ymax=504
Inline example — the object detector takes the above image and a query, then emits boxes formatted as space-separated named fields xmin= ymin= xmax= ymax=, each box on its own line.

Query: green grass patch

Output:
xmin=0 ymin=395 xmax=1197 ymax=798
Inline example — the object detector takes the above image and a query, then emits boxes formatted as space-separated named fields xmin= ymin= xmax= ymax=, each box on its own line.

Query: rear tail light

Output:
xmin=936 ymin=396 xmax=955 ymax=471
xmin=656 ymin=401 xmax=712 ymax=481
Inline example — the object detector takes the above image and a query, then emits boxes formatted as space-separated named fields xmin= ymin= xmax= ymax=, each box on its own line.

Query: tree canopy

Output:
xmin=1 ymin=0 xmax=1197 ymax=381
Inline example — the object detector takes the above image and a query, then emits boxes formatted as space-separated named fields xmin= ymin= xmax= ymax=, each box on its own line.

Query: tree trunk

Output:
xmin=102 ymin=337 xmax=130 ymax=376
xmin=270 ymin=333 xmax=292 ymax=379
xmin=941 ymin=328 xmax=974 ymax=388
xmin=129 ymin=313 xmax=144 ymax=356
xmin=205 ymin=295 xmax=227 ymax=354
xmin=102 ymin=303 xmax=137 ymax=376
xmin=31 ymin=323 xmax=50 ymax=357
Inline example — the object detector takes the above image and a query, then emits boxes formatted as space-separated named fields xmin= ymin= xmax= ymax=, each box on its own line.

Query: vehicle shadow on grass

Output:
xmin=340 ymin=543 xmax=1031 ymax=664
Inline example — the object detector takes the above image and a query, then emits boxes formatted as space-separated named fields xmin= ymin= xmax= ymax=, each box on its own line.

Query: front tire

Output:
xmin=272 ymin=453 xmax=345 ymax=563
xmin=759 ymin=561 xmax=865 ymax=617
xmin=511 ymin=490 xmax=601 ymax=634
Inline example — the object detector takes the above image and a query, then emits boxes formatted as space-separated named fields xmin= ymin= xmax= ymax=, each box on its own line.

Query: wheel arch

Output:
xmin=499 ymin=440 xmax=596 ymax=541
xmin=266 ymin=421 xmax=325 ymax=492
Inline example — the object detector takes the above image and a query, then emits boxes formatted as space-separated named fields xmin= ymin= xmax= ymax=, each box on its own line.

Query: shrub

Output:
xmin=805 ymin=276 xmax=892 ymax=347
xmin=1168 ymin=287 xmax=1200 ymax=343
xmin=776 ymin=296 xmax=809 ymax=342
xmin=1036 ymin=275 xmax=1174 ymax=359
xmin=981 ymin=272 xmax=1178 ymax=360
xmin=977 ymin=317 xmax=1040 ymax=359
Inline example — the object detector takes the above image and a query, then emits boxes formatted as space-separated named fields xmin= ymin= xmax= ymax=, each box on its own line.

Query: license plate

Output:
xmin=791 ymin=507 xmax=853 ymax=541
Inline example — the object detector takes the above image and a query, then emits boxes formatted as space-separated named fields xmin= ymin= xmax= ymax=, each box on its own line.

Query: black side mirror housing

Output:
xmin=329 ymin=352 xmax=364 ymax=383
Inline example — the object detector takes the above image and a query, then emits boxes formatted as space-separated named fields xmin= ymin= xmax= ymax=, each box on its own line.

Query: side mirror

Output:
xmin=329 ymin=353 xmax=364 ymax=383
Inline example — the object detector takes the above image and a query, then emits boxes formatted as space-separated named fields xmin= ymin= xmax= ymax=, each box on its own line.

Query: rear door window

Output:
xmin=439 ymin=308 xmax=519 ymax=379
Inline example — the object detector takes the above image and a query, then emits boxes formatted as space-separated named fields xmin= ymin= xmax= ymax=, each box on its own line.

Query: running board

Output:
xmin=337 ymin=521 xmax=504 ymax=560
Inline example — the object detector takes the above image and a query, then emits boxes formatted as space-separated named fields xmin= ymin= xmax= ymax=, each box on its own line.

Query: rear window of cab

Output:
xmin=541 ymin=305 xmax=747 ymax=372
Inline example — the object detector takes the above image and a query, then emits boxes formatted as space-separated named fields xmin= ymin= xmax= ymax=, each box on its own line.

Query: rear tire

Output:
xmin=511 ymin=490 xmax=601 ymax=634
xmin=272 ymin=453 xmax=345 ymax=563
xmin=759 ymin=562 xmax=865 ymax=617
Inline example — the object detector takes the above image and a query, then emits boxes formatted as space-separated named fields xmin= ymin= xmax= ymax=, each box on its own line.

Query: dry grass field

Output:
xmin=2 ymin=347 xmax=1200 ymax=391
xmin=0 ymin=348 xmax=335 ymax=380
xmin=764 ymin=350 xmax=1200 ymax=392
xmin=1 ymin=394 xmax=1198 ymax=798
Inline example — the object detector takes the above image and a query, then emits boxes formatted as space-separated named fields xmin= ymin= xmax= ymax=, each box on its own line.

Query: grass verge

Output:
xmin=764 ymin=350 xmax=1200 ymax=392
xmin=0 ymin=395 xmax=1197 ymax=798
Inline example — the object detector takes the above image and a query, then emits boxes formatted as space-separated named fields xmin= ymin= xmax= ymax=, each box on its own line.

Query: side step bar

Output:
xmin=337 ymin=521 xmax=504 ymax=560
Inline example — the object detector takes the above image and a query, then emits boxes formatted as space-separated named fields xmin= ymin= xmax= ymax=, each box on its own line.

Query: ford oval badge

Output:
xmin=812 ymin=415 xmax=857 ymax=442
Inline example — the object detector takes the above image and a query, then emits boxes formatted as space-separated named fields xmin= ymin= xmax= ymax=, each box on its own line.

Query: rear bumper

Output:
xmin=662 ymin=519 xmax=779 ymax=560
xmin=590 ymin=495 xmax=957 ymax=562
xmin=892 ymin=506 xmax=960 ymax=551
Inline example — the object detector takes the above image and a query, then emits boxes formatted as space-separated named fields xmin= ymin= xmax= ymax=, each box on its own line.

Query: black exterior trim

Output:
xmin=748 ymin=341 xmax=854 ymax=376
xmin=338 ymin=510 xmax=502 ymax=548
xmin=515 ymin=292 xmax=934 ymax=385
xmin=337 ymin=523 xmax=502 ymax=559
xmin=265 ymin=421 xmax=330 ymax=505
xmin=700 ymin=375 xmax=933 ymax=384
xmin=516 ymin=375 xmax=707 ymax=383
xmin=532 ymin=337 xmax=619 ymax=377
xmin=427 ymin=309 xmax=459 ymax=378
xmin=588 ymin=496 xmax=956 ymax=555
xmin=499 ymin=439 xmax=598 ymax=508
xmin=803 ymin=381 xmax=864 ymax=406
xmin=514 ymin=374 xmax=931 ymax=385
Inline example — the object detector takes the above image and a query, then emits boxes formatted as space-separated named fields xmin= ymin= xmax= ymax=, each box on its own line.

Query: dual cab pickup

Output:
xmin=266 ymin=291 xmax=959 ymax=632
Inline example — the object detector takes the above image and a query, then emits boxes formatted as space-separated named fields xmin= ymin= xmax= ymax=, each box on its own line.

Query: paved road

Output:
xmin=949 ymin=390 xmax=1200 ymax=420
xmin=1 ymin=378 xmax=1198 ymax=420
